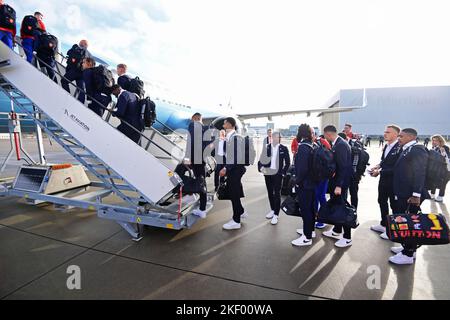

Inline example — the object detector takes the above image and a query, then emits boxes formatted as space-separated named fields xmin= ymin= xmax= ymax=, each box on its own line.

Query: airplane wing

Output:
xmin=236 ymin=106 xmax=362 ymax=121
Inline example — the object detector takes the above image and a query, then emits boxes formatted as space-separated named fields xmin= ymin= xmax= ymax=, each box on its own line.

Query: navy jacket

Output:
xmin=379 ymin=142 xmax=402 ymax=179
xmin=225 ymin=132 xmax=246 ymax=173
xmin=258 ymin=144 xmax=290 ymax=176
xmin=330 ymin=136 xmax=352 ymax=190
xmin=83 ymin=68 xmax=96 ymax=98
xmin=393 ymin=144 xmax=429 ymax=199
xmin=114 ymin=91 xmax=143 ymax=130
xmin=185 ymin=121 xmax=211 ymax=165
xmin=295 ymin=140 xmax=318 ymax=190
xmin=118 ymin=75 xmax=132 ymax=91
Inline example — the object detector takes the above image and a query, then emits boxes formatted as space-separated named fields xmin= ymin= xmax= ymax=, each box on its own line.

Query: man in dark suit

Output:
xmin=389 ymin=128 xmax=430 ymax=265
xmin=258 ymin=132 xmax=290 ymax=225
xmin=220 ymin=117 xmax=247 ymax=230
xmin=264 ymin=129 xmax=273 ymax=146
xmin=369 ymin=125 xmax=402 ymax=240
xmin=111 ymin=84 xmax=144 ymax=144
xmin=322 ymin=125 xmax=353 ymax=248
xmin=184 ymin=113 xmax=210 ymax=218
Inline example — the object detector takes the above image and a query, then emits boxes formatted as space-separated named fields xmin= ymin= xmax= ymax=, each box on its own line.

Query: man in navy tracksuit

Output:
xmin=258 ymin=131 xmax=290 ymax=226
xmin=291 ymin=124 xmax=319 ymax=246
xmin=62 ymin=40 xmax=93 ymax=103
xmin=322 ymin=125 xmax=354 ymax=248
xmin=111 ymin=84 xmax=144 ymax=144
xmin=389 ymin=128 xmax=430 ymax=265
xmin=33 ymin=30 xmax=57 ymax=82
xmin=183 ymin=113 xmax=211 ymax=219
xmin=0 ymin=1 xmax=15 ymax=49
xmin=117 ymin=63 xmax=132 ymax=90
xmin=83 ymin=57 xmax=111 ymax=117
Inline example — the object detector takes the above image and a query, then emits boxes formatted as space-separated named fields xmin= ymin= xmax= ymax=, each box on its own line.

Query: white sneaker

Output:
xmin=335 ymin=238 xmax=353 ymax=248
xmin=371 ymin=225 xmax=386 ymax=233
xmin=391 ymin=247 xmax=417 ymax=259
xmin=223 ymin=220 xmax=241 ymax=230
xmin=389 ymin=252 xmax=415 ymax=265
xmin=435 ymin=196 xmax=444 ymax=203
xmin=380 ymin=232 xmax=389 ymax=240
xmin=192 ymin=209 xmax=207 ymax=219
xmin=241 ymin=212 xmax=249 ymax=220
xmin=291 ymin=235 xmax=313 ymax=247
xmin=271 ymin=215 xmax=279 ymax=225
xmin=323 ymin=230 xmax=343 ymax=240
xmin=296 ymin=229 xmax=316 ymax=238
xmin=266 ymin=211 xmax=275 ymax=219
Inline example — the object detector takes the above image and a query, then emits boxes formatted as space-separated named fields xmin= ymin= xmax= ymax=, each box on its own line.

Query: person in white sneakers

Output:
xmin=369 ymin=125 xmax=402 ymax=240
xmin=322 ymin=125 xmax=353 ymax=248
xmin=258 ymin=132 xmax=291 ymax=226
xmin=389 ymin=128 xmax=430 ymax=265
xmin=220 ymin=118 xmax=248 ymax=230
xmin=291 ymin=124 xmax=320 ymax=247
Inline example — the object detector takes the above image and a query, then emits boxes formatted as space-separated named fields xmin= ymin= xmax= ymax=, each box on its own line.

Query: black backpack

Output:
xmin=140 ymin=97 xmax=157 ymax=128
xmin=424 ymin=147 xmax=447 ymax=189
xmin=37 ymin=33 xmax=58 ymax=57
xmin=21 ymin=15 xmax=38 ymax=36
xmin=128 ymin=77 xmax=145 ymax=98
xmin=351 ymin=140 xmax=370 ymax=177
xmin=93 ymin=65 xmax=115 ymax=94
xmin=0 ymin=4 xmax=16 ymax=30
xmin=66 ymin=44 xmax=86 ymax=70
xmin=244 ymin=135 xmax=256 ymax=166
xmin=303 ymin=143 xmax=336 ymax=183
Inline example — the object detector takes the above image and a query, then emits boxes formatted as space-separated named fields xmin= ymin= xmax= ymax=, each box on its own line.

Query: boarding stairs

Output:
xmin=0 ymin=41 xmax=210 ymax=239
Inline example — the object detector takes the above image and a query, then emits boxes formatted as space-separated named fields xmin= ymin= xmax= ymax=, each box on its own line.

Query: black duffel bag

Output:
xmin=217 ymin=178 xmax=244 ymax=201
xmin=387 ymin=211 xmax=450 ymax=246
xmin=318 ymin=198 xmax=359 ymax=229
xmin=175 ymin=164 xmax=206 ymax=194
xmin=281 ymin=194 xmax=301 ymax=217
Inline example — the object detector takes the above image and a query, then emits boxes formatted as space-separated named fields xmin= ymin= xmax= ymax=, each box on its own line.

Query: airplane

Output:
xmin=0 ymin=34 xmax=365 ymax=135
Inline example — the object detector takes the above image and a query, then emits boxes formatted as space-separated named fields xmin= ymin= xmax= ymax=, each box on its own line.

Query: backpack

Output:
xmin=37 ymin=33 xmax=58 ymax=57
xmin=66 ymin=44 xmax=86 ymax=70
xmin=303 ymin=142 xmax=336 ymax=183
xmin=128 ymin=77 xmax=145 ymax=98
xmin=423 ymin=147 xmax=447 ymax=189
xmin=351 ymin=140 xmax=370 ymax=177
xmin=21 ymin=15 xmax=38 ymax=36
xmin=244 ymin=135 xmax=256 ymax=166
xmin=92 ymin=65 xmax=115 ymax=94
xmin=139 ymin=97 xmax=157 ymax=128
xmin=0 ymin=4 xmax=16 ymax=30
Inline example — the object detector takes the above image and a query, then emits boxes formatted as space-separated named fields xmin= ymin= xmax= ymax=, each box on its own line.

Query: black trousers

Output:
xmin=37 ymin=56 xmax=57 ymax=83
xmin=192 ymin=164 xmax=207 ymax=211
xmin=332 ymin=189 xmax=352 ymax=239
xmin=431 ymin=171 xmax=450 ymax=197
xmin=378 ymin=175 xmax=396 ymax=227
xmin=298 ymin=188 xmax=316 ymax=240
xmin=228 ymin=167 xmax=246 ymax=223
xmin=62 ymin=68 xmax=85 ymax=103
xmin=118 ymin=123 xmax=142 ymax=144
xmin=264 ymin=174 xmax=283 ymax=216
xmin=88 ymin=94 xmax=111 ymax=117
xmin=393 ymin=198 xmax=423 ymax=257
xmin=349 ymin=177 xmax=360 ymax=209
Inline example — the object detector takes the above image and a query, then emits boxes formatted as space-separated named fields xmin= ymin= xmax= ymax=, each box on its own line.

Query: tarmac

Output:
xmin=0 ymin=137 xmax=449 ymax=300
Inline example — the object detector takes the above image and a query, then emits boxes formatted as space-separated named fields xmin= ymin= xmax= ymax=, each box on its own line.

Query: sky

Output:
xmin=9 ymin=0 xmax=450 ymax=128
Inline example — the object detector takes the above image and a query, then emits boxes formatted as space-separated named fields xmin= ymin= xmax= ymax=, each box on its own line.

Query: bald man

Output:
xmin=62 ymin=39 xmax=93 ymax=103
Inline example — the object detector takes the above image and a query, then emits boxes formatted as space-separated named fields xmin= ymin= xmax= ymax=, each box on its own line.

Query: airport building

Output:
xmin=319 ymin=86 xmax=450 ymax=138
